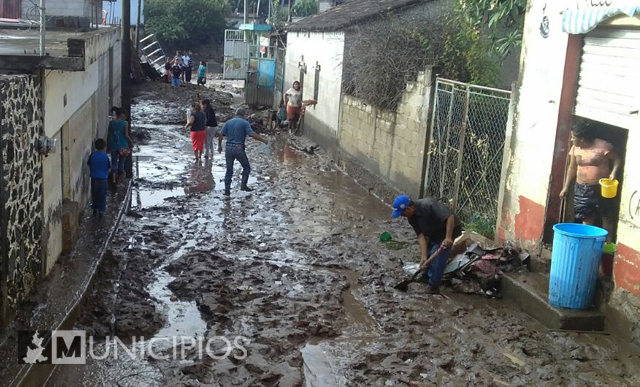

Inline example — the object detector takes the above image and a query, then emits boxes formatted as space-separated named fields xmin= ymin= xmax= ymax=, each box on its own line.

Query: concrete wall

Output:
xmin=284 ymin=31 xmax=345 ymax=148
xmin=22 ymin=0 xmax=99 ymax=19
xmin=497 ymin=0 xmax=569 ymax=251
xmin=499 ymin=0 xmax=640 ymax=343
xmin=0 ymin=74 xmax=44 ymax=324
xmin=41 ymin=27 xmax=121 ymax=273
xmin=338 ymin=69 xmax=434 ymax=198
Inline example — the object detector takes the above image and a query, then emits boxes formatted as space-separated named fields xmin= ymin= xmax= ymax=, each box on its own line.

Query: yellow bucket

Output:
xmin=599 ymin=178 xmax=619 ymax=199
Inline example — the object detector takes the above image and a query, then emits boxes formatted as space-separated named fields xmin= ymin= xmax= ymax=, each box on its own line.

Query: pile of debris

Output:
xmin=444 ymin=240 xmax=530 ymax=297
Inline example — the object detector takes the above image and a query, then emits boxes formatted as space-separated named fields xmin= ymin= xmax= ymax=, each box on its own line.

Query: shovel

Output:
xmin=394 ymin=245 xmax=446 ymax=292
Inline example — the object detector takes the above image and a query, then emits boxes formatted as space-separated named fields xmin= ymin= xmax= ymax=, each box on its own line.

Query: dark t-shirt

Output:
xmin=408 ymin=198 xmax=462 ymax=242
xmin=171 ymin=65 xmax=182 ymax=77
xmin=204 ymin=106 xmax=218 ymax=127
xmin=190 ymin=111 xmax=206 ymax=131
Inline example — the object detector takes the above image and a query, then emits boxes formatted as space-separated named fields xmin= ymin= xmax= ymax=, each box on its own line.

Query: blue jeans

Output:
xmin=91 ymin=178 xmax=108 ymax=213
xmin=171 ymin=76 xmax=181 ymax=87
xmin=111 ymin=150 xmax=126 ymax=174
xmin=224 ymin=145 xmax=250 ymax=188
xmin=421 ymin=242 xmax=451 ymax=288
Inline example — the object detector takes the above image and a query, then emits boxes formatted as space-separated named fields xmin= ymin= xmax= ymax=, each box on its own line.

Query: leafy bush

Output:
xmin=292 ymin=0 xmax=318 ymax=17
xmin=145 ymin=0 xmax=230 ymax=48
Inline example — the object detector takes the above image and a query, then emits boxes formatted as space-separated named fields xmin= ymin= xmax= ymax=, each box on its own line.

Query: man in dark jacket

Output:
xmin=202 ymin=99 xmax=218 ymax=159
xmin=392 ymin=195 xmax=462 ymax=293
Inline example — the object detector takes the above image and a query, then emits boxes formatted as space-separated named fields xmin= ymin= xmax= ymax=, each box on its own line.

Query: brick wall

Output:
xmin=338 ymin=69 xmax=434 ymax=198
xmin=0 ymin=74 xmax=44 ymax=326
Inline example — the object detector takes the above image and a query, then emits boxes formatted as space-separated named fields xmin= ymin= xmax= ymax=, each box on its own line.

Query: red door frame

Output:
xmin=542 ymin=34 xmax=583 ymax=244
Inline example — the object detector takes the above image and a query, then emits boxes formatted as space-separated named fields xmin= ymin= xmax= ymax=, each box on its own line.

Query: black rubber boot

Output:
xmin=241 ymin=175 xmax=252 ymax=192
xmin=224 ymin=182 xmax=231 ymax=196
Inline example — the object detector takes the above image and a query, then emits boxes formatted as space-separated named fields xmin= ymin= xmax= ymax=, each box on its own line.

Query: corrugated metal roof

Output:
xmin=287 ymin=0 xmax=431 ymax=32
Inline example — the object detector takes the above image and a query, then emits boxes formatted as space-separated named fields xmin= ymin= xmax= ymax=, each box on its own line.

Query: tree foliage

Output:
xmin=145 ymin=0 xmax=230 ymax=48
xmin=292 ymin=0 xmax=318 ymax=17
xmin=457 ymin=0 xmax=526 ymax=57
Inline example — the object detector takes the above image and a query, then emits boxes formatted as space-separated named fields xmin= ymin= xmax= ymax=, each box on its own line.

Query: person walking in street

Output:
xmin=87 ymin=138 xmax=110 ymax=217
xmin=186 ymin=102 xmax=207 ymax=163
xmin=391 ymin=195 xmax=462 ymax=294
xmin=560 ymin=121 xmax=622 ymax=242
xmin=197 ymin=61 xmax=207 ymax=86
xmin=108 ymin=107 xmax=133 ymax=188
xmin=284 ymin=81 xmax=302 ymax=132
xmin=202 ymin=99 xmax=218 ymax=159
xmin=182 ymin=52 xmax=192 ymax=83
xmin=217 ymin=108 xmax=268 ymax=196
xmin=171 ymin=59 xmax=183 ymax=87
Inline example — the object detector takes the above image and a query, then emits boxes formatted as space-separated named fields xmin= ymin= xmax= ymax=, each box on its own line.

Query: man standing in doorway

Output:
xmin=218 ymin=108 xmax=269 ymax=196
xmin=392 ymin=195 xmax=462 ymax=293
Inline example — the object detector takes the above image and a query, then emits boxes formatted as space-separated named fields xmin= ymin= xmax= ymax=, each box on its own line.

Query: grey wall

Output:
xmin=0 ymin=74 xmax=44 ymax=326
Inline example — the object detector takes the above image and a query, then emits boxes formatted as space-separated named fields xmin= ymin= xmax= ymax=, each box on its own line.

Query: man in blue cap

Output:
xmin=392 ymin=195 xmax=462 ymax=293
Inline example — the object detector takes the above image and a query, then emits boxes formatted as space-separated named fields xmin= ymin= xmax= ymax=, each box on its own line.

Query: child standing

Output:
xmin=171 ymin=59 xmax=183 ymax=87
xmin=197 ymin=61 xmax=207 ymax=86
xmin=87 ymin=138 xmax=111 ymax=217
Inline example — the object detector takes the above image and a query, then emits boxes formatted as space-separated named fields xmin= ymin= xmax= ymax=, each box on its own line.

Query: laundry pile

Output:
xmin=444 ymin=241 xmax=530 ymax=297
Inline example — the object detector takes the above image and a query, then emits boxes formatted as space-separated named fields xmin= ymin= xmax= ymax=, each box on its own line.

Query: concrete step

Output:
xmin=502 ymin=272 xmax=605 ymax=331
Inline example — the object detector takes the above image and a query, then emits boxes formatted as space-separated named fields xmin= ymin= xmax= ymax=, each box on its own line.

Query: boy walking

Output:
xmin=88 ymin=138 xmax=111 ymax=217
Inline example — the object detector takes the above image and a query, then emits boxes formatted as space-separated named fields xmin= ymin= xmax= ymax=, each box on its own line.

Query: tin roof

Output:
xmin=287 ymin=0 xmax=430 ymax=32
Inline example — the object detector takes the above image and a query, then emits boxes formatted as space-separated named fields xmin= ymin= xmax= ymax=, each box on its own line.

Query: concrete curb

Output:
xmin=12 ymin=181 xmax=133 ymax=387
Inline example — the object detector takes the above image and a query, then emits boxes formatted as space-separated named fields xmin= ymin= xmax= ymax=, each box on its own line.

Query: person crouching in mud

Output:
xmin=392 ymin=195 xmax=462 ymax=294
xmin=560 ymin=121 xmax=622 ymax=243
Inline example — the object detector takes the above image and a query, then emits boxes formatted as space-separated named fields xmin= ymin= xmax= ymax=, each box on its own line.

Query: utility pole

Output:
xmin=39 ymin=0 xmax=45 ymax=56
xmin=122 ymin=0 xmax=131 ymax=117
xmin=135 ymin=0 xmax=143 ymax=55
xmin=244 ymin=0 xmax=248 ymax=42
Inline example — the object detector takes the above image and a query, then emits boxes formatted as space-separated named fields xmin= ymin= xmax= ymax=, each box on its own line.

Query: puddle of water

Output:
xmin=301 ymin=342 xmax=347 ymax=387
xmin=132 ymin=188 xmax=185 ymax=209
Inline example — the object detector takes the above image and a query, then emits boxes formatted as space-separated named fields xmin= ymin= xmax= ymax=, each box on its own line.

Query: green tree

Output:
xmin=458 ymin=0 xmax=527 ymax=57
xmin=146 ymin=0 xmax=230 ymax=48
xmin=292 ymin=0 xmax=318 ymax=17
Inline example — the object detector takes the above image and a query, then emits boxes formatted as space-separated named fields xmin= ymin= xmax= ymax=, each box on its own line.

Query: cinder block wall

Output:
xmin=22 ymin=0 xmax=98 ymax=19
xmin=338 ymin=69 xmax=434 ymax=199
xmin=0 ymin=74 xmax=44 ymax=326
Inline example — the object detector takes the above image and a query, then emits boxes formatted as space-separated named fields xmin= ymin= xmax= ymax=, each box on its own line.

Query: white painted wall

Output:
xmin=23 ymin=0 xmax=98 ymax=18
xmin=41 ymin=35 xmax=120 ymax=273
xmin=284 ymin=31 xmax=345 ymax=134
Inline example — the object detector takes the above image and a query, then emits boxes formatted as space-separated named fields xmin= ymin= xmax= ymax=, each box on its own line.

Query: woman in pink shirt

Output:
xmin=560 ymin=122 xmax=622 ymax=240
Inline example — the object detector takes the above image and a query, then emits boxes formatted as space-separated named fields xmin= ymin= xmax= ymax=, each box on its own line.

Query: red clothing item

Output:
xmin=286 ymin=105 xmax=301 ymax=121
xmin=191 ymin=131 xmax=206 ymax=151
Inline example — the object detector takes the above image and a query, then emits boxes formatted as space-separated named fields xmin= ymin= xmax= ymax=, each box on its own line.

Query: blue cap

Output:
xmin=391 ymin=195 xmax=411 ymax=218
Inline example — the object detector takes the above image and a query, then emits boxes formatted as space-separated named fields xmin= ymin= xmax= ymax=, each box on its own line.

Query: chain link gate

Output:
xmin=424 ymin=78 xmax=511 ymax=231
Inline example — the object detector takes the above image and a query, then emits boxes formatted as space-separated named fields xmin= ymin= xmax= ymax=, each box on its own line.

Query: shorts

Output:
xmin=191 ymin=130 xmax=206 ymax=151
xmin=574 ymin=183 xmax=615 ymax=221
xmin=287 ymin=105 xmax=301 ymax=121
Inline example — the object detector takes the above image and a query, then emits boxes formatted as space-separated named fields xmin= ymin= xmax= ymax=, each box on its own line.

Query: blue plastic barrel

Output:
xmin=549 ymin=223 xmax=608 ymax=310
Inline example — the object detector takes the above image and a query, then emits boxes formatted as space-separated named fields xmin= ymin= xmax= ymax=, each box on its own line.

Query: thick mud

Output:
xmin=48 ymin=81 xmax=640 ymax=387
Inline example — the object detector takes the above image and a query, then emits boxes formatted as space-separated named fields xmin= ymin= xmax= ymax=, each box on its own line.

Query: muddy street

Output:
xmin=47 ymin=83 xmax=640 ymax=387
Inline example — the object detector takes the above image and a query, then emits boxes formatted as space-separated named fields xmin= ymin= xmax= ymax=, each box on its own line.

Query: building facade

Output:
xmin=0 ymin=26 xmax=121 ymax=325
xmin=497 ymin=0 xmax=640 ymax=341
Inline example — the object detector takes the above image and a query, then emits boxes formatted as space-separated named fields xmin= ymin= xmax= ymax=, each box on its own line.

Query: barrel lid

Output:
xmin=553 ymin=223 xmax=608 ymax=238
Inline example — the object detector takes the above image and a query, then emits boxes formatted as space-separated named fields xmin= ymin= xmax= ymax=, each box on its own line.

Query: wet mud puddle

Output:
xmin=302 ymin=268 xmax=380 ymax=387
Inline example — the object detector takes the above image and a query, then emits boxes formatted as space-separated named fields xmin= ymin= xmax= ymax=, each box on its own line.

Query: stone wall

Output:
xmin=338 ymin=69 xmax=434 ymax=199
xmin=0 ymin=74 xmax=44 ymax=325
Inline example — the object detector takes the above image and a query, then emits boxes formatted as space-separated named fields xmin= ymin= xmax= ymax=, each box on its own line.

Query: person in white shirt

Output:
xmin=284 ymin=81 xmax=302 ymax=131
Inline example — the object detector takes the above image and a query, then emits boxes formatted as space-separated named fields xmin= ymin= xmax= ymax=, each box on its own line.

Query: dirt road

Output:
xmin=47 ymin=83 xmax=640 ymax=387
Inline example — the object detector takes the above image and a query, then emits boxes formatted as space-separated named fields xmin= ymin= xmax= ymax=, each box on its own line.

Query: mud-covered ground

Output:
xmin=48 ymin=81 xmax=640 ymax=387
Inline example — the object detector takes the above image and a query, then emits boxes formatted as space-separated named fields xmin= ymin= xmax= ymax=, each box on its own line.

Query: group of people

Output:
xmin=391 ymin=119 xmax=622 ymax=294
xmin=184 ymin=100 xmax=268 ymax=196
xmin=164 ymin=51 xmax=208 ymax=87
xmin=87 ymin=107 xmax=134 ymax=218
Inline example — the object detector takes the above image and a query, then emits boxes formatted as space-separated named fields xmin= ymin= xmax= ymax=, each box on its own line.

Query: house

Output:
xmin=0 ymin=26 xmax=121 ymax=325
xmin=284 ymin=0 xmax=451 ymax=199
xmin=497 ymin=0 xmax=640 ymax=342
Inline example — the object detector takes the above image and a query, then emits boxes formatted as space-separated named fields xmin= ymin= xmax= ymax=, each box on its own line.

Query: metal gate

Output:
xmin=246 ymin=56 xmax=276 ymax=107
xmin=424 ymin=78 xmax=511 ymax=228
xmin=223 ymin=30 xmax=249 ymax=80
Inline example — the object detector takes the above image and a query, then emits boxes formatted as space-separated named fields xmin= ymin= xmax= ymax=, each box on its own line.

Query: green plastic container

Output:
xmin=379 ymin=231 xmax=393 ymax=242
